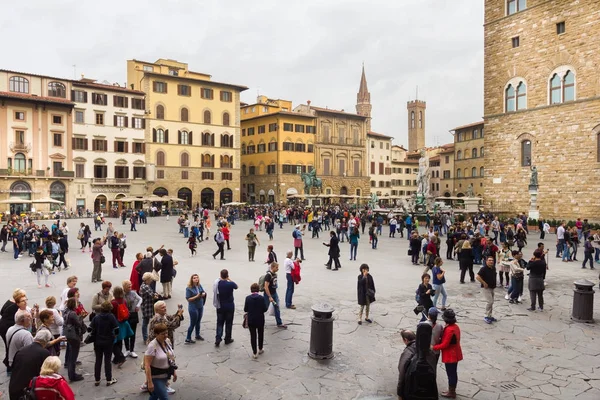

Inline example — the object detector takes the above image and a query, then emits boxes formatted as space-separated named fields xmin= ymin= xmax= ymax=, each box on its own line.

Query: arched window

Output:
xmin=221 ymin=134 xmax=232 ymax=148
xmin=156 ymin=105 xmax=165 ymax=120
xmin=480 ymin=166 xmax=485 ymax=177
xmin=156 ymin=151 xmax=165 ymax=166
xmin=516 ymin=82 xmax=527 ymax=110
xmin=202 ymin=132 xmax=214 ymax=146
xmin=241 ymin=144 xmax=246 ymax=155
xmin=456 ymin=168 xmax=462 ymax=178
xmin=456 ymin=150 xmax=462 ymax=160
xmin=480 ymin=146 xmax=484 ymax=157
xmin=156 ymin=129 xmax=165 ymax=143
xmin=204 ymin=110 xmax=211 ymax=124
xmin=180 ymin=130 xmax=189 ymax=145
xmin=202 ymin=154 xmax=214 ymax=167
xmin=181 ymin=108 xmax=189 ymax=122
xmin=505 ymin=84 xmax=515 ymax=112
xmin=550 ymin=69 xmax=576 ymax=104
xmin=48 ymin=82 xmax=66 ymax=98
xmin=472 ymin=167 xmax=477 ymax=177
xmin=410 ymin=111 xmax=415 ymax=128
xmin=221 ymin=155 xmax=231 ymax=168
xmin=419 ymin=111 xmax=423 ymax=128
xmin=472 ymin=148 xmax=478 ymax=158
xmin=563 ymin=71 xmax=575 ymax=102
xmin=9 ymin=76 xmax=29 ymax=93
xmin=223 ymin=112 xmax=230 ymax=126
xmin=14 ymin=153 xmax=26 ymax=172
xmin=180 ymin=152 xmax=189 ymax=167
xmin=521 ymin=140 xmax=532 ymax=166
xmin=241 ymin=164 xmax=247 ymax=176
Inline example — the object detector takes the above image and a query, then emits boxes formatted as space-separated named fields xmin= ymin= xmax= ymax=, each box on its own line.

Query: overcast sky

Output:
xmin=1 ymin=0 xmax=483 ymax=147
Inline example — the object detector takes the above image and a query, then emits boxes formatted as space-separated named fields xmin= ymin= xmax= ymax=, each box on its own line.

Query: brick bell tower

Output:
xmin=356 ymin=64 xmax=372 ymax=132
xmin=407 ymin=98 xmax=426 ymax=151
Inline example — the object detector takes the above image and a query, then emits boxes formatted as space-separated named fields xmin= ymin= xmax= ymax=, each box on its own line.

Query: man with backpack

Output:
xmin=396 ymin=326 xmax=438 ymax=400
xmin=212 ymin=228 xmax=226 ymax=260
xmin=260 ymin=262 xmax=287 ymax=329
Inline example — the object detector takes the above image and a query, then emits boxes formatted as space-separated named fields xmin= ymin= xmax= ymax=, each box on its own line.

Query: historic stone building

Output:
xmin=438 ymin=144 xmax=455 ymax=197
xmin=127 ymin=59 xmax=247 ymax=209
xmin=453 ymin=122 xmax=485 ymax=198
xmin=293 ymin=102 xmax=370 ymax=199
xmin=407 ymin=100 xmax=426 ymax=152
xmin=0 ymin=70 xmax=75 ymax=214
xmin=240 ymin=96 xmax=316 ymax=204
xmin=484 ymin=0 xmax=600 ymax=219
xmin=69 ymin=78 xmax=147 ymax=213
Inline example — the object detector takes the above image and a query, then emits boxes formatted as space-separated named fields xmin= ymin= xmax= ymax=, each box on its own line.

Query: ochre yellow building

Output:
xmin=127 ymin=59 xmax=247 ymax=208
xmin=240 ymin=96 xmax=316 ymax=204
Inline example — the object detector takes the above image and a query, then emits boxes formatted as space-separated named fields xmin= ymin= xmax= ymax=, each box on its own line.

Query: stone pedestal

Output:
xmin=463 ymin=197 xmax=480 ymax=213
xmin=528 ymin=185 xmax=539 ymax=220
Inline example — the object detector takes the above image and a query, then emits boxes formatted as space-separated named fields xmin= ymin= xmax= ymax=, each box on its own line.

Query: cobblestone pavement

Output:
xmin=1 ymin=216 xmax=599 ymax=400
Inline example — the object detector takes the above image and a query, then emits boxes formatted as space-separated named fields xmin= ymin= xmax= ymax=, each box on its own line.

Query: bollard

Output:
xmin=571 ymin=279 xmax=595 ymax=323
xmin=308 ymin=302 xmax=335 ymax=359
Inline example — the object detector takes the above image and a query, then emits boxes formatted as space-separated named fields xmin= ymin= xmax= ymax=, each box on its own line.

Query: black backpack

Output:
xmin=403 ymin=323 xmax=438 ymax=400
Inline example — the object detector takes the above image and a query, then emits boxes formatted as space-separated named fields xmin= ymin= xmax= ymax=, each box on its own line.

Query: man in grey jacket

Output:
xmin=397 ymin=329 xmax=417 ymax=398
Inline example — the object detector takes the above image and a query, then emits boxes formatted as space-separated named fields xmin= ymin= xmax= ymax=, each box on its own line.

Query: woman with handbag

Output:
xmin=89 ymin=300 xmax=119 ymax=386
xmin=123 ymin=280 xmax=142 ymax=358
xmin=433 ymin=309 xmax=463 ymax=399
xmin=357 ymin=264 xmax=376 ymax=325
xmin=144 ymin=323 xmax=178 ymax=400
xmin=63 ymin=298 xmax=85 ymax=382
xmin=184 ymin=274 xmax=206 ymax=344
xmin=243 ymin=283 xmax=268 ymax=358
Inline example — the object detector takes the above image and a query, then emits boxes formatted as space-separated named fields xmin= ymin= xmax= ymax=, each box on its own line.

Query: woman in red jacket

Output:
xmin=30 ymin=356 xmax=75 ymax=400
xmin=433 ymin=309 xmax=463 ymax=399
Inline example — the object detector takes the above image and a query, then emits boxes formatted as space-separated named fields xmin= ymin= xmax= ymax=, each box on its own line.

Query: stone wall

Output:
xmin=484 ymin=0 xmax=600 ymax=220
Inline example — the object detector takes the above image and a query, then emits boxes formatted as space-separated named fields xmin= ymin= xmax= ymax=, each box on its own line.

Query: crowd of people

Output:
xmin=1 ymin=206 xmax=598 ymax=399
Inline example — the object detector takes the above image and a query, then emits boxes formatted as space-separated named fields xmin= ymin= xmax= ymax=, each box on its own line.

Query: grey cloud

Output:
xmin=0 ymin=0 xmax=483 ymax=146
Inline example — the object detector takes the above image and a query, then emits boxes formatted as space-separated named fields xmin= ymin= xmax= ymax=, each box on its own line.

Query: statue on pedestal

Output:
xmin=415 ymin=150 xmax=429 ymax=208
xmin=368 ymin=193 xmax=379 ymax=209
xmin=466 ymin=184 xmax=474 ymax=198
xmin=530 ymin=166 xmax=538 ymax=188
xmin=300 ymin=168 xmax=322 ymax=194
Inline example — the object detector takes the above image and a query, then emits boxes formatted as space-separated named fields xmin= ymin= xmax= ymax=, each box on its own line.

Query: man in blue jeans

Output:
xmin=283 ymin=252 xmax=296 ymax=309
xmin=213 ymin=269 xmax=238 ymax=346
xmin=263 ymin=262 xmax=288 ymax=329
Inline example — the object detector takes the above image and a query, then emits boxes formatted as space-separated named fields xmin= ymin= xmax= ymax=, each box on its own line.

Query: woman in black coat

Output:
xmin=409 ymin=232 xmax=422 ymax=265
xmin=357 ymin=264 xmax=376 ymax=325
xmin=244 ymin=283 xmax=268 ymax=358
xmin=527 ymin=250 xmax=546 ymax=311
xmin=158 ymin=249 xmax=174 ymax=299
xmin=458 ymin=241 xmax=475 ymax=283
xmin=90 ymin=300 xmax=119 ymax=386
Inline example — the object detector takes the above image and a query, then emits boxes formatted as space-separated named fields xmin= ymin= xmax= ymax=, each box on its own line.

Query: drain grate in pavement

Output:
xmin=500 ymin=382 xmax=520 ymax=391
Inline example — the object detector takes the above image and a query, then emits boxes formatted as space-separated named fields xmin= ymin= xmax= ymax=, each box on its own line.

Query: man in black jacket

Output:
xmin=8 ymin=330 xmax=51 ymax=400
xmin=324 ymin=231 xmax=341 ymax=271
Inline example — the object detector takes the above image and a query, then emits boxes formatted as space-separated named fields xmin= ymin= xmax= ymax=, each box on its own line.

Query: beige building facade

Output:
xmin=69 ymin=79 xmax=147 ymax=213
xmin=127 ymin=59 xmax=247 ymax=209
xmin=484 ymin=0 xmax=600 ymax=219
xmin=0 ymin=70 xmax=75 ymax=213
xmin=438 ymin=144 xmax=455 ymax=197
xmin=391 ymin=145 xmax=418 ymax=201
xmin=453 ymin=122 xmax=485 ymax=198
xmin=367 ymin=132 xmax=393 ymax=201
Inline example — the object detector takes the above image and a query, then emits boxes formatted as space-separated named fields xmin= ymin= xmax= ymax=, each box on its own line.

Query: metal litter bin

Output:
xmin=572 ymin=279 xmax=595 ymax=323
xmin=308 ymin=302 xmax=335 ymax=359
